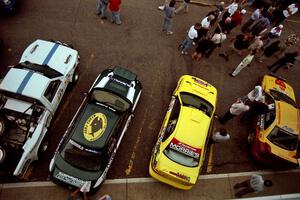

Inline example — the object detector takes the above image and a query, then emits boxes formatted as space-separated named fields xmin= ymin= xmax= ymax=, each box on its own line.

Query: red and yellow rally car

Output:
xmin=149 ymin=75 xmax=217 ymax=190
xmin=250 ymin=74 xmax=300 ymax=167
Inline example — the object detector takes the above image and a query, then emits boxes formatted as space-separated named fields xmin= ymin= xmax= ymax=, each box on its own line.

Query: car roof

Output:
xmin=71 ymin=103 xmax=120 ymax=150
xmin=172 ymin=106 xmax=210 ymax=149
xmin=0 ymin=68 xmax=49 ymax=100
xmin=275 ymin=101 xmax=300 ymax=135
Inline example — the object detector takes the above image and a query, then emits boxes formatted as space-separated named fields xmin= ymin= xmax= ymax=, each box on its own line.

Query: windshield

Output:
xmin=60 ymin=140 xmax=103 ymax=171
xmin=92 ymin=89 xmax=130 ymax=112
xmin=267 ymin=126 xmax=299 ymax=151
xmin=15 ymin=62 xmax=62 ymax=79
xmin=270 ymin=89 xmax=297 ymax=108
xmin=180 ymin=92 xmax=214 ymax=117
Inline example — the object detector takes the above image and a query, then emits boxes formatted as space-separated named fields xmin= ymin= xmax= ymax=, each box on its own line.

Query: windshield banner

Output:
xmin=169 ymin=138 xmax=201 ymax=159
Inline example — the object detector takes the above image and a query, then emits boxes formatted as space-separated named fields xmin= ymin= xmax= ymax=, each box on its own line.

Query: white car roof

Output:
xmin=20 ymin=39 xmax=78 ymax=75
xmin=0 ymin=68 xmax=50 ymax=100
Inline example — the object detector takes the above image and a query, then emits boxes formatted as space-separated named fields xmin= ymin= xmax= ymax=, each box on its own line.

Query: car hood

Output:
xmin=20 ymin=39 xmax=78 ymax=75
xmin=0 ymin=68 xmax=49 ymax=100
xmin=71 ymin=102 xmax=120 ymax=150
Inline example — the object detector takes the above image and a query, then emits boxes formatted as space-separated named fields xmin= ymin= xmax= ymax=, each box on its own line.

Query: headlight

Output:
xmin=3 ymin=0 xmax=11 ymax=5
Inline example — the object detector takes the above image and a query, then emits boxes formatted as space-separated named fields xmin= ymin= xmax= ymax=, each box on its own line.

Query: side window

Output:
xmin=44 ymin=80 xmax=61 ymax=102
xmin=162 ymin=97 xmax=181 ymax=142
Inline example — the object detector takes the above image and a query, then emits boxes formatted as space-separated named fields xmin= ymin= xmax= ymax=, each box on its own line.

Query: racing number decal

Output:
xmin=275 ymin=79 xmax=286 ymax=91
xmin=83 ymin=113 xmax=107 ymax=141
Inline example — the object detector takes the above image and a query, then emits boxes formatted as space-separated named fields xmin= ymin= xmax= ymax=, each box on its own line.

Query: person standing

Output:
xmin=211 ymin=128 xmax=230 ymax=143
xmin=248 ymin=36 xmax=263 ymax=56
xmin=268 ymin=51 xmax=298 ymax=73
xmin=242 ymin=6 xmax=263 ymax=33
xmin=230 ymin=49 xmax=256 ymax=77
xmin=109 ymin=0 xmax=122 ymax=25
xmin=229 ymin=9 xmax=247 ymax=31
xmin=195 ymin=15 xmax=215 ymax=43
xmin=234 ymin=174 xmax=272 ymax=197
xmin=97 ymin=0 xmax=109 ymax=19
xmin=273 ymin=3 xmax=299 ymax=26
xmin=219 ymin=33 xmax=252 ymax=61
xmin=262 ymin=24 xmax=283 ymax=49
xmin=244 ymin=85 xmax=264 ymax=102
xmin=215 ymin=17 xmax=232 ymax=35
xmin=250 ymin=13 xmax=270 ymax=36
xmin=219 ymin=99 xmax=250 ymax=124
xmin=179 ymin=23 xmax=201 ymax=55
xmin=162 ymin=0 xmax=176 ymax=35
xmin=192 ymin=38 xmax=214 ymax=61
xmin=257 ymin=40 xmax=281 ymax=63
xmin=158 ymin=0 xmax=170 ymax=10
xmin=205 ymin=32 xmax=227 ymax=58
xmin=275 ymin=33 xmax=299 ymax=57
xmin=175 ymin=0 xmax=190 ymax=14
xmin=223 ymin=0 xmax=240 ymax=21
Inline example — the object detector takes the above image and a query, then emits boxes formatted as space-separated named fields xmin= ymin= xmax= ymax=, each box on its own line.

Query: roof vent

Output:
xmin=30 ymin=44 xmax=39 ymax=54
xmin=64 ymin=55 xmax=72 ymax=64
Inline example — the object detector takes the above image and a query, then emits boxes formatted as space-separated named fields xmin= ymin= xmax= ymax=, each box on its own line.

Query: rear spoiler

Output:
xmin=268 ymin=72 xmax=286 ymax=82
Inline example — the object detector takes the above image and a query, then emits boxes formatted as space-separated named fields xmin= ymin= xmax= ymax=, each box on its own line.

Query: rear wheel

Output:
xmin=0 ymin=146 xmax=6 ymax=164
xmin=38 ymin=136 xmax=49 ymax=159
xmin=0 ymin=117 xmax=8 ymax=137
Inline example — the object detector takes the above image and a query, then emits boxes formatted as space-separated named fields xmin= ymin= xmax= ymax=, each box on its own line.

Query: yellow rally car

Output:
xmin=149 ymin=75 xmax=217 ymax=190
xmin=250 ymin=74 xmax=300 ymax=167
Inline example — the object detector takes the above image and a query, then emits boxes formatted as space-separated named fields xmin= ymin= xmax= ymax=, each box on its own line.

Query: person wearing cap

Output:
xmin=262 ymin=24 xmax=283 ymax=49
xmin=234 ymin=174 xmax=273 ymax=197
xmin=179 ymin=23 xmax=201 ymax=55
xmin=229 ymin=9 xmax=246 ymax=31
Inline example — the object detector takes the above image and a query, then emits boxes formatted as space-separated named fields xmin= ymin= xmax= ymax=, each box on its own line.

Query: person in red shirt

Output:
xmin=109 ymin=0 xmax=122 ymax=25
xmin=229 ymin=9 xmax=246 ymax=31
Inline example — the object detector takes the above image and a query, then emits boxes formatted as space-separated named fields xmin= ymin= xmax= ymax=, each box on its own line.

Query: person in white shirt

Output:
xmin=219 ymin=99 xmax=250 ymax=124
xmin=234 ymin=174 xmax=272 ymax=197
xmin=245 ymin=85 xmax=264 ymax=102
xmin=222 ymin=0 xmax=239 ymax=21
xmin=262 ymin=24 xmax=283 ymax=49
xmin=275 ymin=3 xmax=299 ymax=25
xmin=230 ymin=49 xmax=256 ymax=77
xmin=242 ymin=6 xmax=263 ymax=33
xmin=194 ymin=15 xmax=215 ymax=43
xmin=179 ymin=23 xmax=201 ymax=55
xmin=211 ymin=128 xmax=230 ymax=143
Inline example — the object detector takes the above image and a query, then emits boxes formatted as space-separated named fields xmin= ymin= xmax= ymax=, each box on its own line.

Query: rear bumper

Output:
xmin=149 ymin=162 xmax=193 ymax=190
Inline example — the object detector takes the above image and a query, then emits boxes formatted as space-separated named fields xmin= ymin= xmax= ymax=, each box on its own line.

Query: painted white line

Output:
xmin=2 ymin=168 xmax=300 ymax=189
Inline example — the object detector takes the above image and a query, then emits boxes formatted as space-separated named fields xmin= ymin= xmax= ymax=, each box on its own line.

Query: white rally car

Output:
xmin=0 ymin=39 xmax=80 ymax=177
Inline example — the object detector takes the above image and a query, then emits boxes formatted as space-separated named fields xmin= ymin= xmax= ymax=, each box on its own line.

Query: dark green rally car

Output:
xmin=49 ymin=67 xmax=142 ymax=192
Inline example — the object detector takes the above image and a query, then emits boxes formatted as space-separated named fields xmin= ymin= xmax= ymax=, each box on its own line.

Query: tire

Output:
xmin=0 ymin=146 xmax=6 ymax=164
xmin=72 ymin=70 xmax=79 ymax=83
xmin=0 ymin=117 xmax=7 ymax=137
xmin=38 ymin=136 xmax=49 ymax=159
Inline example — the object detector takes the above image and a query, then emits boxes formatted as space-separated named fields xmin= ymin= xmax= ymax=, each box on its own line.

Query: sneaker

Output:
xmin=181 ymin=51 xmax=188 ymax=55
xmin=167 ymin=31 xmax=173 ymax=35
xmin=158 ymin=5 xmax=165 ymax=10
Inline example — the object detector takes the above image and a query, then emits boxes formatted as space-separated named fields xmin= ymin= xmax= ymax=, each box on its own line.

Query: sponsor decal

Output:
xmin=70 ymin=140 xmax=101 ymax=154
xmin=83 ymin=113 xmax=107 ymax=142
xmin=111 ymin=77 xmax=131 ymax=87
xmin=169 ymin=171 xmax=190 ymax=182
xmin=192 ymin=77 xmax=208 ymax=87
xmin=55 ymin=171 xmax=85 ymax=187
xmin=275 ymin=79 xmax=286 ymax=91
xmin=169 ymin=138 xmax=201 ymax=159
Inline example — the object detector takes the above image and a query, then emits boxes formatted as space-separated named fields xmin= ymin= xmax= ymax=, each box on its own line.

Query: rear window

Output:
xmin=60 ymin=140 xmax=103 ymax=171
xmin=267 ymin=126 xmax=299 ymax=151
xmin=180 ymin=92 xmax=214 ymax=117
xmin=270 ymin=89 xmax=297 ymax=108
xmin=163 ymin=139 xmax=200 ymax=167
